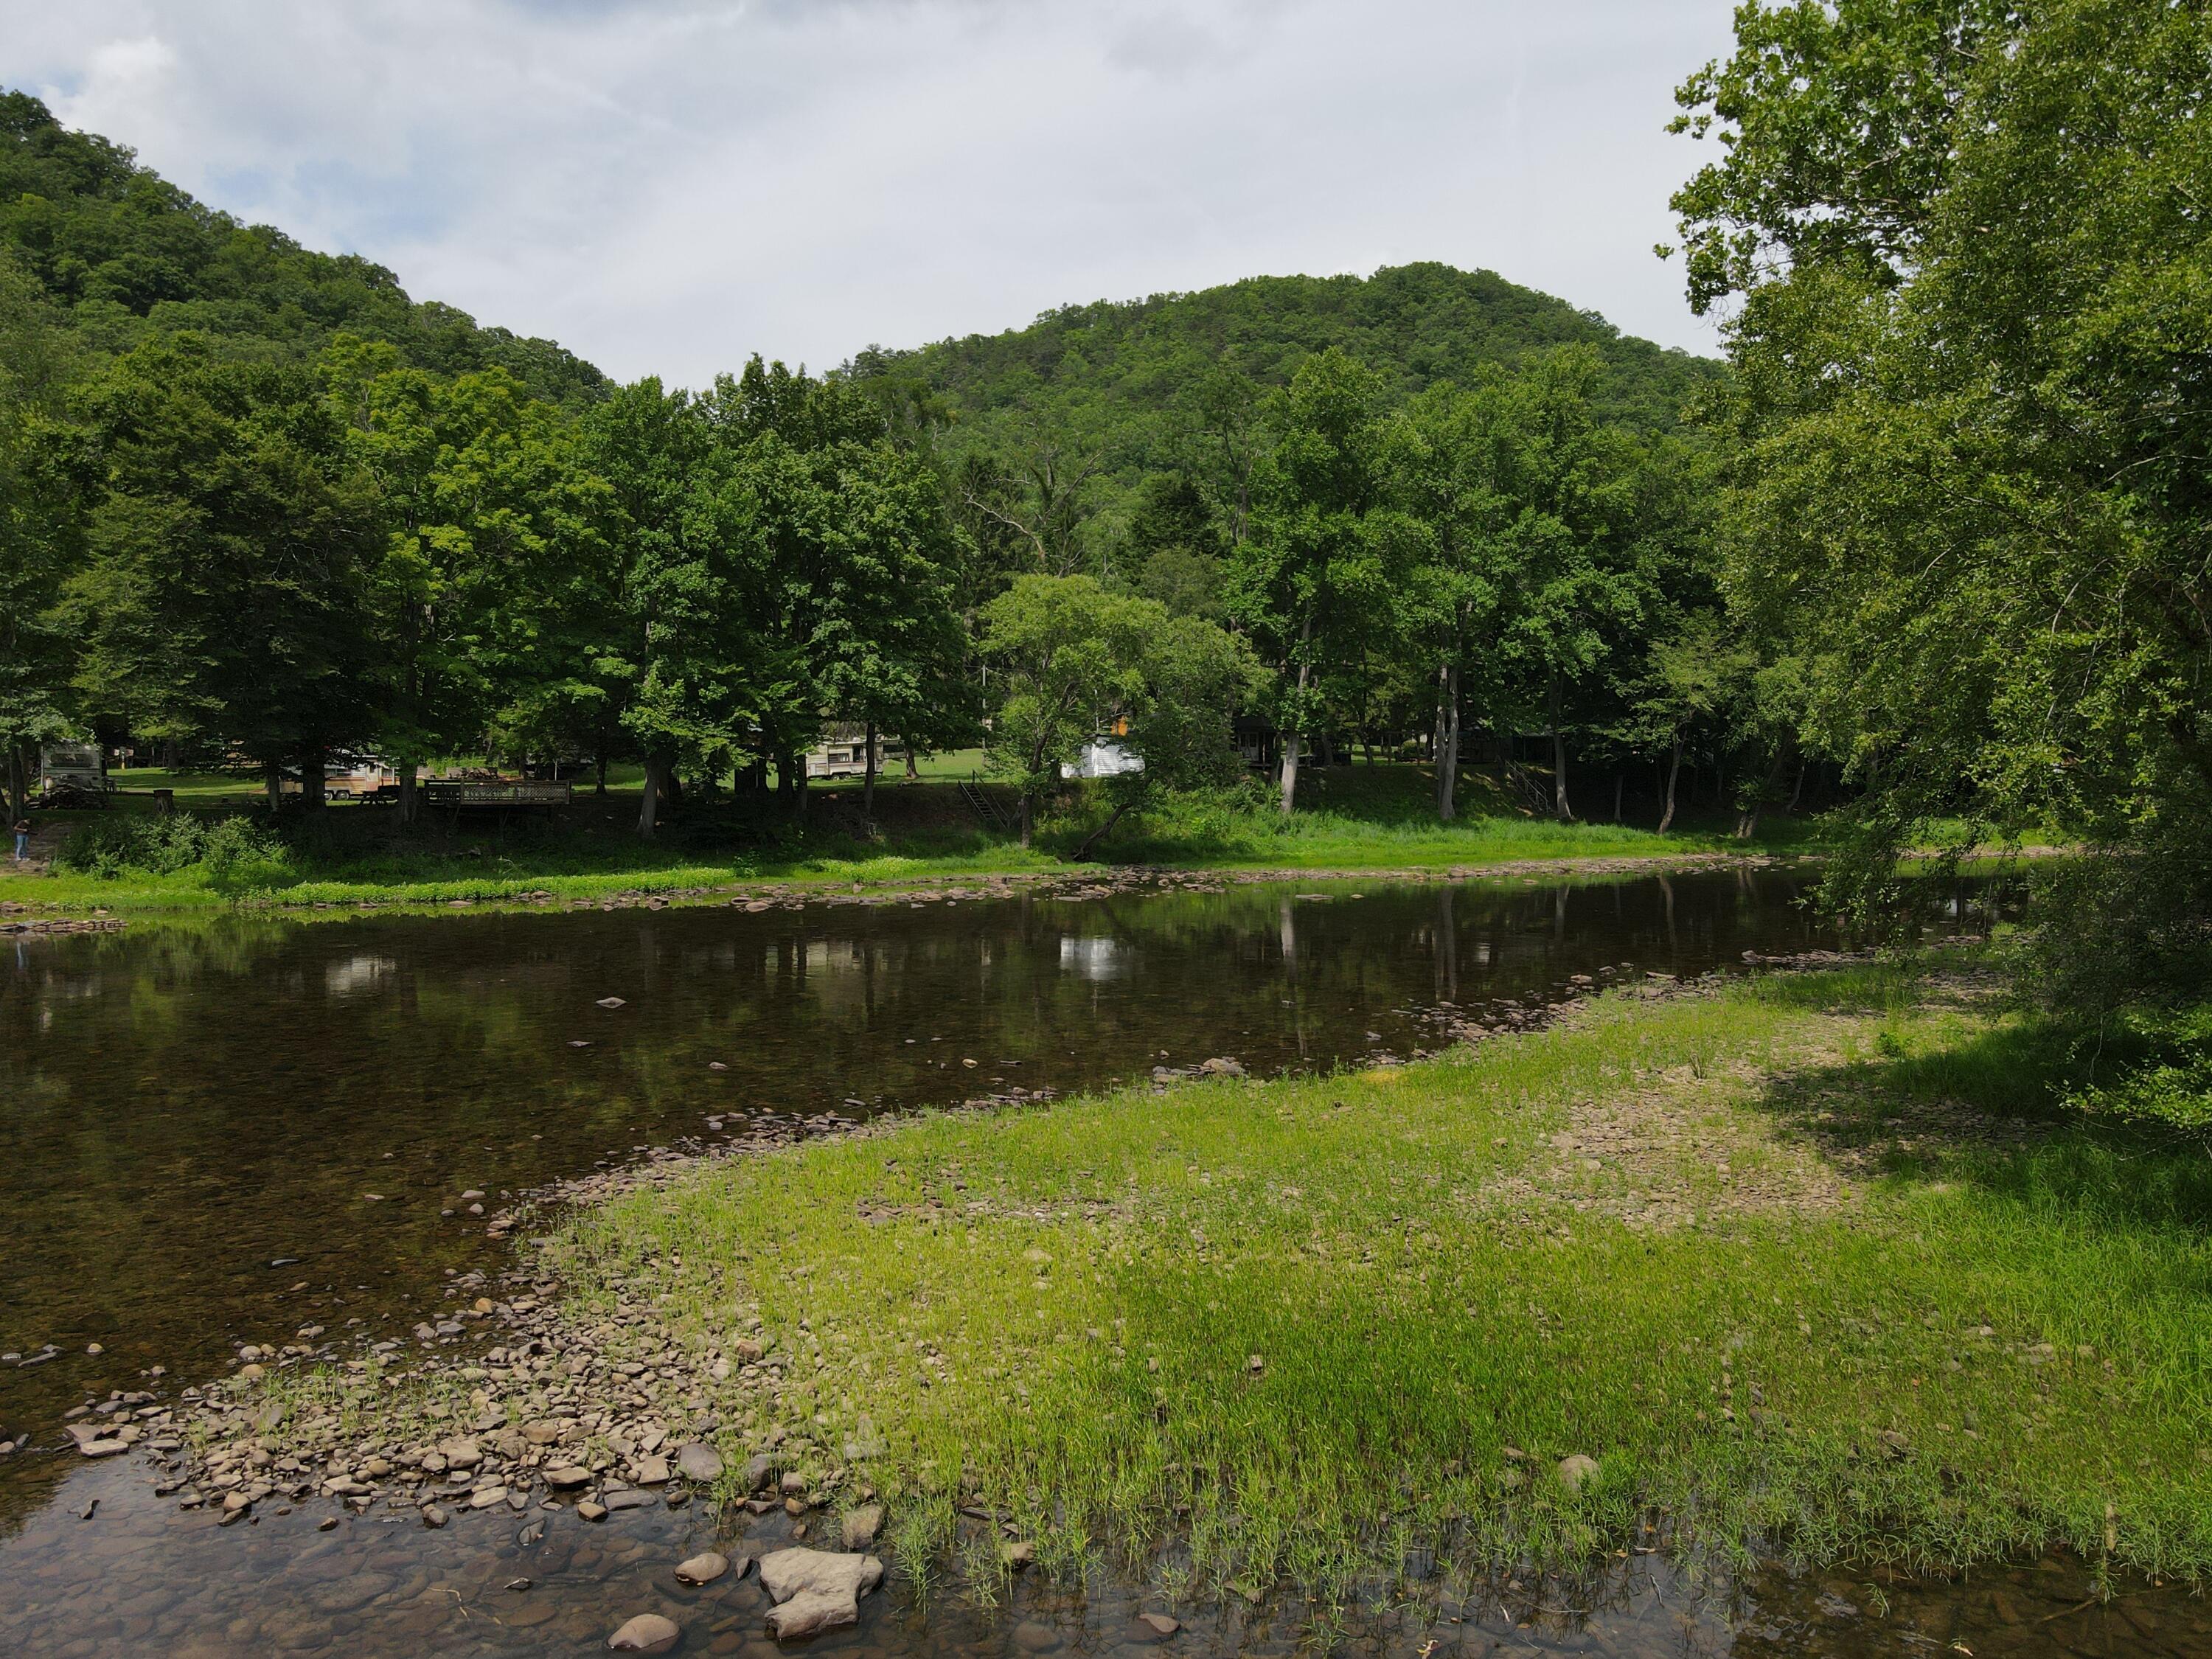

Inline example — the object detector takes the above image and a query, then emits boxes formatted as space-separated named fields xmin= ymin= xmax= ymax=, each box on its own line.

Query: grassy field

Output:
xmin=0 ymin=763 xmax=1806 ymax=913
xmin=554 ymin=960 xmax=2212 ymax=1600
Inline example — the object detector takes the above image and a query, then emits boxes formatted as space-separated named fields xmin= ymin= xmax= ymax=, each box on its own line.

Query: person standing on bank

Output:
xmin=11 ymin=817 xmax=29 ymax=863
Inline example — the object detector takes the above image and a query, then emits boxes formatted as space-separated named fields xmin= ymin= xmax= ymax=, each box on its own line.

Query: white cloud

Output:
xmin=5 ymin=0 xmax=1737 ymax=387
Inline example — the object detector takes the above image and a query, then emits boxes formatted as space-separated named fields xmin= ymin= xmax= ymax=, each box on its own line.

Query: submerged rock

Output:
xmin=840 ymin=1503 xmax=883 ymax=1549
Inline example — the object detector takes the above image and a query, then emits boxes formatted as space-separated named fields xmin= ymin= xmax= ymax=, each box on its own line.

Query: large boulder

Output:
xmin=758 ymin=1548 xmax=883 ymax=1640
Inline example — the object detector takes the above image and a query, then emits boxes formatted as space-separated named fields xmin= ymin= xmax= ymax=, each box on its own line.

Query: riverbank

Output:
xmin=0 ymin=767 xmax=1829 ymax=916
xmin=167 ymin=953 xmax=2212 ymax=1608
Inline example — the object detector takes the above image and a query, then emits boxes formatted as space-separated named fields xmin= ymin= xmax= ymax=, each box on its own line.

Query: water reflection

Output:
xmin=2 ymin=869 xmax=1847 ymax=1460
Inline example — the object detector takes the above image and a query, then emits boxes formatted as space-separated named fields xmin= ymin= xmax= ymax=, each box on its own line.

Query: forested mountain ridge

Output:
xmin=850 ymin=262 xmax=1722 ymax=454
xmin=0 ymin=91 xmax=606 ymax=406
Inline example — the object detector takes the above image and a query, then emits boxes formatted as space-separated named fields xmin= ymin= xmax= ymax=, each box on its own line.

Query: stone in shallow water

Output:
xmin=602 ymin=1486 xmax=653 ymax=1512
xmin=420 ymin=1504 xmax=451 ymax=1528
xmin=675 ymin=1551 xmax=729 ymax=1585
xmin=607 ymin=1612 xmax=680 ymax=1652
xmin=841 ymin=1504 xmax=883 ymax=1549
xmin=758 ymin=1548 xmax=883 ymax=1641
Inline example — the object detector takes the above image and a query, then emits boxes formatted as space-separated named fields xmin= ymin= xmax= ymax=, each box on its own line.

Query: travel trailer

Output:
xmin=38 ymin=742 xmax=107 ymax=798
xmin=804 ymin=730 xmax=907 ymax=780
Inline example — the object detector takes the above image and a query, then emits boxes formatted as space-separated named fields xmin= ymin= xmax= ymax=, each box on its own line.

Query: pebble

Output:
xmin=1138 ymin=1613 xmax=1181 ymax=1636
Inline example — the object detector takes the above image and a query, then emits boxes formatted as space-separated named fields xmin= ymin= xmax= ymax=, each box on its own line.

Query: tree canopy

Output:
xmin=1671 ymin=0 xmax=2212 ymax=951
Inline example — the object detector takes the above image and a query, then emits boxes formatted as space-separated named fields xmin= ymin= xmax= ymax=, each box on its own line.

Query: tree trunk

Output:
xmin=301 ymin=749 xmax=327 ymax=812
xmin=1018 ymin=788 xmax=1034 ymax=849
xmin=264 ymin=759 xmax=283 ymax=813
xmin=1433 ymin=662 xmax=1460 ymax=821
xmin=1612 ymin=770 xmax=1624 ymax=824
xmin=1072 ymin=796 xmax=1135 ymax=861
xmin=5 ymin=742 xmax=27 ymax=823
xmin=1548 ymin=674 xmax=1573 ymax=822
xmin=594 ymin=737 xmax=608 ymax=796
xmin=638 ymin=754 xmax=668 ymax=838
xmin=1278 ymin=635 xmax=1311 ymax=815
xmin=1787 ymin=757 xmax=1806 ymax=813
xmin=1658 ymin=733 xmax=1684 ymax=833
xmin=863 ymin=720 xmax=877 ymax=819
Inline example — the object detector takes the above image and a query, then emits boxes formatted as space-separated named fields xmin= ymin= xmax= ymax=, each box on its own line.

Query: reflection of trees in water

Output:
xmin=0 ymin=873 xmax=1833 ymax=1464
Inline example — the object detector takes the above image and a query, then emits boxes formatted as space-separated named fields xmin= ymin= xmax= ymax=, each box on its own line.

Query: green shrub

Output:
xmin=55 ymin=813 xmax=293 ymax=886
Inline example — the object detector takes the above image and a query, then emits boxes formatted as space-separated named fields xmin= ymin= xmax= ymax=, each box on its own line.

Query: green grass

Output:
xmin=1035 ymin=765 xmax=1830 ymax=869
xmin=554 ymin=962 xmax=2212 ymax=1601
xmin=1 ymin=763 xmax=1826 ymax=915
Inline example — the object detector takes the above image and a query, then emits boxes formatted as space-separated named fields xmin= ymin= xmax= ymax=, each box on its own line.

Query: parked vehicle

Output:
xmin=805 ymin=730 xmax=907 ymax=780
xmin=38 ymin=742 xmax=109 ymax=802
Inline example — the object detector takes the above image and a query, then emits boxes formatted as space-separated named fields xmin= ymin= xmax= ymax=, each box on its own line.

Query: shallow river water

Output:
xmin=1 ymin=868 xmax=2199 ymax=1655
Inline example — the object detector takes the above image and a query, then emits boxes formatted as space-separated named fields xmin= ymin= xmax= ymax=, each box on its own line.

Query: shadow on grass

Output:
xmin=1739 ymin=969 xmax=2212 ymax=1235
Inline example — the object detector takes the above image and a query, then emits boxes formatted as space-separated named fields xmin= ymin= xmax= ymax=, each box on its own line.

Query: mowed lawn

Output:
xmin=559 ymin=961 xmax=2212 ymax=1598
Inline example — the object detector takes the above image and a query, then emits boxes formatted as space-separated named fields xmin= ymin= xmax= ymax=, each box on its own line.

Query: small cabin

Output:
xmin=805 ymin=729 xmax=907 ymax=780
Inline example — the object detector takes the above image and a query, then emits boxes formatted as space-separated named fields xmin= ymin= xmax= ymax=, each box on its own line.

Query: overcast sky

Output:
xmin=7 ymin=0 xmax=1738 ymax=389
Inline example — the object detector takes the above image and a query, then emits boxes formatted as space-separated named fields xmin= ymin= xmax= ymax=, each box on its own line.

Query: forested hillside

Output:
xmin=4 ymin=89 xmax=1781 ymax=858
xmin=849 ymin=262 xmax=1721 ymax=550
xmin=0 ymin=92 xmax=605 ymax=406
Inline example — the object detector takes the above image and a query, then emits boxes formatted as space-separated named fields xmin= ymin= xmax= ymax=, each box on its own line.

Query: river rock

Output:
xmin=607 ymin=1612 xmax=680 ymax=1652
xmin=64 ymin=1423 xmax=127 ymax=1458
xmin=576 ymin=1500 xmax=608 ymax=1522
xmin=840 ymin=1503 xmax=883 ymax=1549
xmin=675 ymin=1551 xmax=730 ymax=1585
xmin=439 ymin=1438 xmax=483 ymax=1471
xmin=545 ymin=1465 xmax=592 ymax=1489
xmin=759 ymin=1547 xmax=883 ymax=1639
xmin=635 ymin=1455 xmax=671 ymax=1486
xmin=1557 ymin=1453 xmax=1599 ymax=1491
xmin=603 ymin=1486 xmax=653 ymax=1512
xmin=742 ymin=1453 xmax=779 ymax=1491
xmin=421 ymin=1504 xmax=451 ymax=1528
xmin=1138 ymin=1613 xmax=1181 ymax=1636
xmin=674 ymin=1442 xmax=723 ymax=1483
